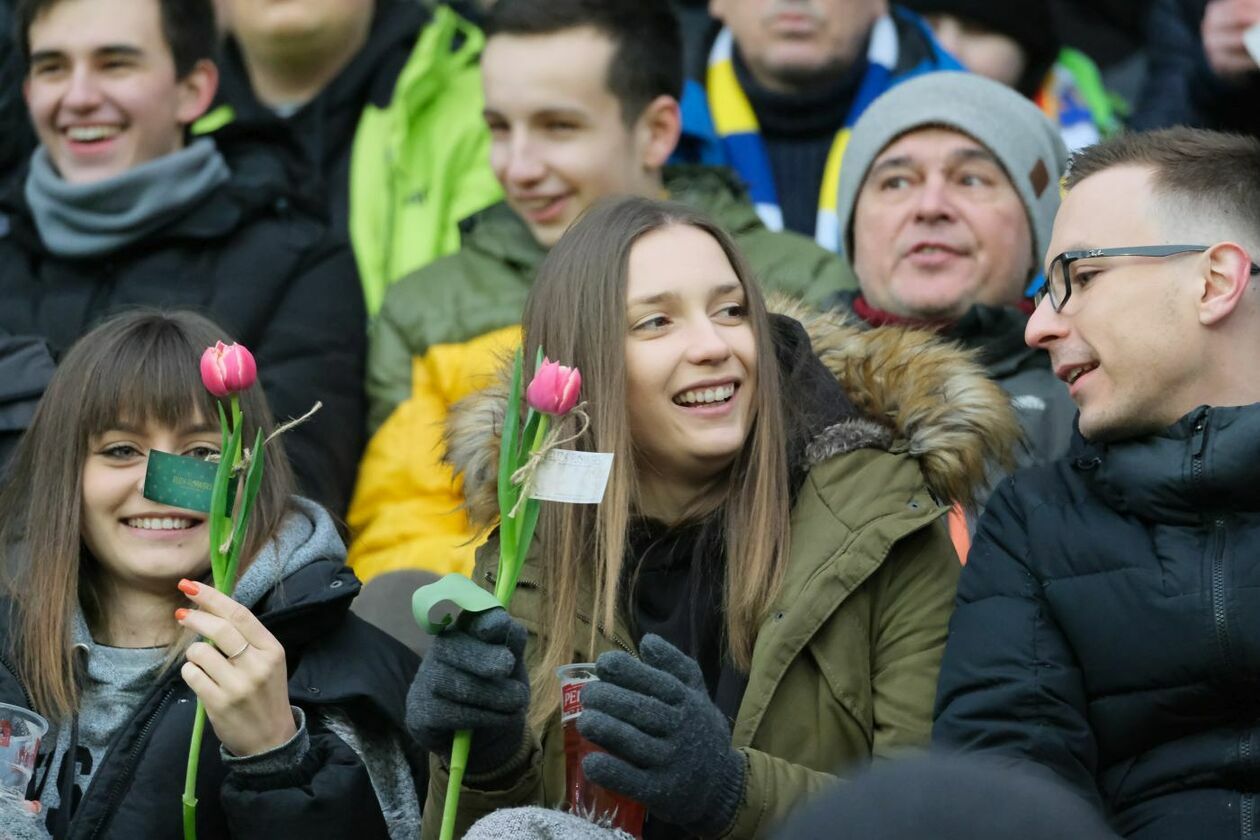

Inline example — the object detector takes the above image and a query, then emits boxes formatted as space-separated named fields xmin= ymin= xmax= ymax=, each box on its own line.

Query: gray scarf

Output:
xmin=24 ymin=138 xmax=230 ymax=258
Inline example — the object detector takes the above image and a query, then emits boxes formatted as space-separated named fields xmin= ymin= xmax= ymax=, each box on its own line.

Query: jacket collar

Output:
xmin=215 ymin=0 xmax=431 ymax=125
xmin=1081 ymin=403 xmax=1260 ymax=523
xmin=836 ymin=291 xmax=1045 ymax=380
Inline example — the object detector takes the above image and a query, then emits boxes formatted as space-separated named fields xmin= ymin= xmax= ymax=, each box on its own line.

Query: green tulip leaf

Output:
xmin=412 ymin=574 xmax=503 ymax=635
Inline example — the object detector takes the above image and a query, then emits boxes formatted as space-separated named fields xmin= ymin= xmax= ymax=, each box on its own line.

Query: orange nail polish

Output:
xmin=177 ymin=579 xmax=199 ymax=596
xmin=174 ymin=608 xmax=189 ymax=621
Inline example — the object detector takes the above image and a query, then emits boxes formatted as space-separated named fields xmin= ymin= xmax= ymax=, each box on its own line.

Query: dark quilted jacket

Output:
xmin=934 ymin=403 xmax=1260 ymax=840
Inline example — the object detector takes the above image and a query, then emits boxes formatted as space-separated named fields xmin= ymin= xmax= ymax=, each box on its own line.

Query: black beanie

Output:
xmin=900 ymin=0 xmax=1061 ymax=96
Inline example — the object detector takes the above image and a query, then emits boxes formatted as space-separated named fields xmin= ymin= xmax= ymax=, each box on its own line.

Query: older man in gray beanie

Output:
xmin=828 ymin=70 xmax=1076 ymax=474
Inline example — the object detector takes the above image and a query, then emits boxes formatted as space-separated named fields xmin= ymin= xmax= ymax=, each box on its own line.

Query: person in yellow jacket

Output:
xmin=347 ymin=0 xmax=857 ymax=582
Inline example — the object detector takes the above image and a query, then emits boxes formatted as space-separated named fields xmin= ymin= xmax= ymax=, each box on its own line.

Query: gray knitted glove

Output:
xmin=578 ymin=634 xmax=746 ymax=837
xmin=405 ymin=608 xmax=530 ymax=775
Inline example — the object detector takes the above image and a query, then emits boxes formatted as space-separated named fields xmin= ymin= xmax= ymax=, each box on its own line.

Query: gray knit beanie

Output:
xmin=836 ymin=71 xmax=1069 ymax=267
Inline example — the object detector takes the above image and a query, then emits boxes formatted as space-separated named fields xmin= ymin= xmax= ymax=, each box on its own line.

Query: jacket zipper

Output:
xmin=1208 ymin=517 xmax=1231 ymax=665
xmin=575 ymin=608 xmax=635 ymax=656
xmin=1190 ymin=414 xmax=1233 ymax=668
xmin=1242 ymin=733 xmax=1255 ymax=837
xmin=1192 ymin=411 xmax=1250 ymax=840
xmin=82 ymin=686 xmax=176 ymax=840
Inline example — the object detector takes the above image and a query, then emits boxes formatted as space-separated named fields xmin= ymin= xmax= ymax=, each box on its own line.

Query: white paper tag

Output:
xmin=1244 ymin=22 xmax=1260 ymax=67
xmin=528 ymin=449 xmax=614 ymax=504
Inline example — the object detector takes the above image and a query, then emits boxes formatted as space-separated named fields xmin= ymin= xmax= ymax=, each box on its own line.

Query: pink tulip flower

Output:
xmin=200 ymin=341 xmax=257 ymax=398
xmin=525 ymin=358 xmax=581 ymax=416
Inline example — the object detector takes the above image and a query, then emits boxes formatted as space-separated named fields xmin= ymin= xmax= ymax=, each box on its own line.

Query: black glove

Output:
xmin=578 ymin=634 xmax=746 ymax=837
xmin=405 ymin=608 xmax=530 ymax=775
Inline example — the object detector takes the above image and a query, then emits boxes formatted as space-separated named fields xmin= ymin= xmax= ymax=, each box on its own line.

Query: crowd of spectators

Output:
xmin=2 ymin=0 xmax=1260 ymax=837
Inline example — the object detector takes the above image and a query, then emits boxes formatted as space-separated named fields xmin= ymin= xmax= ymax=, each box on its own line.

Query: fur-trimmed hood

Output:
xmin=445 ymin=299 xmax=1021 ymax=526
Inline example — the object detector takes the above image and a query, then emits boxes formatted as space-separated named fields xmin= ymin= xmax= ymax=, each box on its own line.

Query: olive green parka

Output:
xmin=424 ymin=303 xmax=1020 ymax=838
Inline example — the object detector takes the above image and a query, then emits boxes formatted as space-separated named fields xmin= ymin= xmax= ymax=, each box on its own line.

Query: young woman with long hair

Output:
xmin=407 ymin=197 xmax=1019 ymax=839
xmin=0 ymin=310 xmax=421 ymax=839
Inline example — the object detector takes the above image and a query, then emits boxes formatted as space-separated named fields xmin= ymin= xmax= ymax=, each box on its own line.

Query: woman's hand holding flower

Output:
xmin=406 ymin=608 xmax=532 ymax=777
xmin=175 ymin=579 xmax=297 ymax=758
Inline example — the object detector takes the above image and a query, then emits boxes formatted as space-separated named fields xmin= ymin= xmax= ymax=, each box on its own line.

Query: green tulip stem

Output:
xmin=182 ymin=701 xmax=208 ymax=839
xmin=438 ymin=350 xmax=566 ymax=840
xmin=183 ymin=393 xmax=265 ymax=840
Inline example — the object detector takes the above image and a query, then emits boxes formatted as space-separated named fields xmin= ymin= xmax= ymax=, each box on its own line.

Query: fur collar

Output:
xmin=445 ymin=298 xmax=1021 ymax=527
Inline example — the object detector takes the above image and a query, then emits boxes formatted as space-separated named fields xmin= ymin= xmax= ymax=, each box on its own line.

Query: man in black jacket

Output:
xmin=934 ymin=126 xmax=1260 ymax=839
xmin=0 ymin=0 xmax=366 ymax=514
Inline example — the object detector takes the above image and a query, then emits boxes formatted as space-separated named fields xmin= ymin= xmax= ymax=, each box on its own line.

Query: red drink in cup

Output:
xmin=557 ymin=664 xmax=646 ymax=837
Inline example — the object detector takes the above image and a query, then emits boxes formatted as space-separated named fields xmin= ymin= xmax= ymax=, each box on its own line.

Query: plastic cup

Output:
xmin=557 ymin=664 xmax=646 ymax=837
xmin=0 ymin=703 xmax=46 ymax=805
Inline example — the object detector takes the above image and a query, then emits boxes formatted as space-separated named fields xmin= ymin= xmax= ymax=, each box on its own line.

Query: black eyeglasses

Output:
xmin=1034 ymin=244 xmax=1260 ymax=312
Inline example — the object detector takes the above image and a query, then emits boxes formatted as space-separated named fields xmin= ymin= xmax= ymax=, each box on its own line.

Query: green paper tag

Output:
xmin=143 ymin=450 xmax=236 ymax=514
xmin=412 ymin=573 xmax=503 ymax=635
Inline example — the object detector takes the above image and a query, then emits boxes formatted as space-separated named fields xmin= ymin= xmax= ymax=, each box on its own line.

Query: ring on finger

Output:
xmin=224 ymin=640 xmax=250 ymax=660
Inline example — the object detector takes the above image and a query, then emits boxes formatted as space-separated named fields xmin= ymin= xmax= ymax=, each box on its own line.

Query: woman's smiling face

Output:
xmin=80 ymin=415 xmax=219 ymax=594
xmin=623 ymin=224 xmax=758 ymax=487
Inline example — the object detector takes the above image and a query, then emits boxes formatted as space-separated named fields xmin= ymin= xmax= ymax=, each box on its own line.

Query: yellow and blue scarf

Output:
xmin=696 ymin=9 xmax=959 ymax=251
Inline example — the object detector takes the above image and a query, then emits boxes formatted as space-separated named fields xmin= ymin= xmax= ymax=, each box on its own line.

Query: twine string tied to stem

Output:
xmin=507 ymin=404 xmax=591 ymax=519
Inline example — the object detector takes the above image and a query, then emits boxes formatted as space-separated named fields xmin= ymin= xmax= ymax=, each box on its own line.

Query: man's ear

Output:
xmin=635 ymin=95 xmax=682 ymax=171
xmin=175 ymin=58 xmax=220 ymax=126
xmin=1199 ymin=241 xmax=1254 ymax=326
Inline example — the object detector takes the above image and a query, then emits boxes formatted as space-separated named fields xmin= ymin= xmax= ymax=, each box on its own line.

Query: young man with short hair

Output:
xmin=348 ymin=0 xmax=856 ymax=582
xmin=0 ymin=0 xmax=366 ymax=513
xmin=934 ymin=127 xmax=1260 ymax=839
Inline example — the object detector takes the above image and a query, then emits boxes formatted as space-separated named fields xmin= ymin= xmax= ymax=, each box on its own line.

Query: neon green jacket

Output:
xmin=196 ymin=5 xmax=502 ymax=314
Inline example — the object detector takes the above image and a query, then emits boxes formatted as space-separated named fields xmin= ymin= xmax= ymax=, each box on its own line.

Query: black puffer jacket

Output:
xmin=0 ymin=128 xmax=366 ymax=515
xmin=934 ymin=403 xmax=1260 ymax=839
xmin=0 ymin=553 xmax=420 ymax=839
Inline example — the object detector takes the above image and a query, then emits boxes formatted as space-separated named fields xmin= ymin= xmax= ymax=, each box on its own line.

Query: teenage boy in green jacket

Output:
xmin=348 ymin=0 xmax=856 ymax=582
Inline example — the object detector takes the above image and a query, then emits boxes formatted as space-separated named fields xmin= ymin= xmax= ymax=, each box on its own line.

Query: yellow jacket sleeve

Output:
xmin=347 ymin=327 xmax=521 ymax=582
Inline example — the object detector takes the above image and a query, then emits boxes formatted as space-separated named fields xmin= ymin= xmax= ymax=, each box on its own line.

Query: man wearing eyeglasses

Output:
xmin=934 ymin=126 xmax=1260 ymax=839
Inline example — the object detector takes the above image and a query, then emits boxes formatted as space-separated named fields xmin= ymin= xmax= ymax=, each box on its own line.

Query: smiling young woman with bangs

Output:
xmin=0 ymin=310 xmax=420 ymax=840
